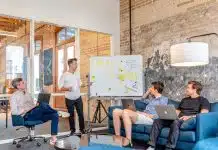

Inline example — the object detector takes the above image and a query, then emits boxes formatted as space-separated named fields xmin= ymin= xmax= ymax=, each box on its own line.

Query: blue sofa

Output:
xmin=193 ymin=112 xmax=218 ymax=150
xmin=108 ymin=100 xmax=218 ymax=150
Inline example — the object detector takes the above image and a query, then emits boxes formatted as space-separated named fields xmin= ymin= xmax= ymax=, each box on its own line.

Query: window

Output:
xmin=56 ymin=28 xmax=76 ymax=91
xmin=35 ymin=40 xmax=42 ymax=52
xmin=57 ymin=27 xmax=75 ymax=44
xmin=34 ymin=39 xmax=42 ymax=93
xmin=58 ymin=49 xmax=64 ymax=82
xmin=6 ymin=46 xmax=24 ymax=79
xmin=34 ymin=54 xmax=40 ymax=92
xmin=67 ymin=46 xmax=74 ymax=59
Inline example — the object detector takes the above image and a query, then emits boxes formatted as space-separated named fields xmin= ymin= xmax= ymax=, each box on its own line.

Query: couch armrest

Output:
xmin=196 ymin=112 xmax=218 ymax=141
xmin=108 ymin=106 xmax=123 ymax=119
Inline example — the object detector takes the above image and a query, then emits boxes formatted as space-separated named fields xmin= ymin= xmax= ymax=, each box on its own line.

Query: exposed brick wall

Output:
xmin=80 ymin=30 xmax=111 ymax=121
xmin=120 ymin=0 xmax=218 ymax=101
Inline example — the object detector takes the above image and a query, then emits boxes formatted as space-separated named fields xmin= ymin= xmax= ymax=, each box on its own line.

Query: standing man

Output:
xmin=59 ymin=58 xmax=85 ymax=135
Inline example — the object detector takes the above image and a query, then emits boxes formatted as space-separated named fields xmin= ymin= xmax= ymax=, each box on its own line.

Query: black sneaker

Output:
xmin=81 ymin=129 xmax=86 ymax=134
xmin=68 ymin=130 xmax=75 ymax=136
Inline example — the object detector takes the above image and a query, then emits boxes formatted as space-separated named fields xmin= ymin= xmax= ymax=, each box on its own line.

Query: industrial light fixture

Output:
xmin=0 ymin=30 xmax=17 ymax=37
xmin=170 ymin=42 xmax=209 ymax=67
xmin=170 ymin=33 xmax=218 ymax=67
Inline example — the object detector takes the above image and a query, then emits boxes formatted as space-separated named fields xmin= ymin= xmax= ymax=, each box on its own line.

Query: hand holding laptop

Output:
xmin=179 ymin=116 xmax=193 ymax=121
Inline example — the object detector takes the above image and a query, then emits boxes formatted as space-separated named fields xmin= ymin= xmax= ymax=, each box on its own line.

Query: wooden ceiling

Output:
xmin=0 ymin=16 xmax=26 ymax=40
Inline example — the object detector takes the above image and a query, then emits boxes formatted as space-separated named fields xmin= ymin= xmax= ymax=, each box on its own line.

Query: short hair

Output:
xmin=68 ymin=58 xmax=77 ymax=66
xmin=188 ymin=81 xmax=202 ymax=95
xmin=11 ymin=78 xmax=23 ymax=89
xmin=152 ymin=81 xmax=164 ymax=94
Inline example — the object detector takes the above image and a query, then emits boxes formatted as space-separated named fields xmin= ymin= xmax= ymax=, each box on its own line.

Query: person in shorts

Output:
xmin=113 ymin=81 xmax=168 ymax=147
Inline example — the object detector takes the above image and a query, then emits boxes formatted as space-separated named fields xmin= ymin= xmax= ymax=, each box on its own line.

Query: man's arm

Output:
xmin=201 ymin=109 xmax=209 ymax=113
xmin=60 ymin=87 xmax=71 ymax=92
xmin=10 ymin=95 xmax=21 ymax=115
xmin=58 ymin=74 xmax=71 ymax=92
xmin=200 ymin=98 xmax=210 ymax=113
xmin=142 ymin=88 xmax=151 ymax=99
xmin=176 ymin=109 xmax=181 ymax=116
xmin=11 ymin=93 xmax=30 ymax=115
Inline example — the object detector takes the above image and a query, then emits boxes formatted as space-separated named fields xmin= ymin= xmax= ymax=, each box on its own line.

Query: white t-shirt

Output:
xmin=59 ymin=72 xmax=81 ymax=100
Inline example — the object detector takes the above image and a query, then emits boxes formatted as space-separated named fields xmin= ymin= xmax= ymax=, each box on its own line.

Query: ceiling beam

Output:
xmin=0 ymin=17 xmax=24 ymax=24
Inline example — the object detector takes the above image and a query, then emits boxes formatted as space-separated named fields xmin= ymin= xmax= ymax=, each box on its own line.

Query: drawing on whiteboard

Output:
xmin=91 ymin=75 xmax=96 ymax=82
xmin=90 ymin=55 xmax=143 ymax=97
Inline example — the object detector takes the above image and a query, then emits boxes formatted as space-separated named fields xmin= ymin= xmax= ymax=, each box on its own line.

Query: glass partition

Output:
xmin=0 ymin=16 xmax=30 ymax=94
xmin=0 ymin=16 xmax=112 ymax=139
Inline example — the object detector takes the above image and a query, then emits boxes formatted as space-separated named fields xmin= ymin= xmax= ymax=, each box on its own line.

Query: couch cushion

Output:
xmin=180 ymin=118 xmax=196 ymax=131
xmin=210 ymin=102 xmax=218 ymax=112
xmin=132 ymin=124 xmax=146 ymax=133
xmin=160 ymin=128 xmax=196 ymax=142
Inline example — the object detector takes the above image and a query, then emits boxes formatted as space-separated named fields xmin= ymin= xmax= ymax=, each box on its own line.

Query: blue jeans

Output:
xmin=148 ymin=119 xmax=184 ymax=149
xmin=24 ymin=102 xmax=59 ymax=135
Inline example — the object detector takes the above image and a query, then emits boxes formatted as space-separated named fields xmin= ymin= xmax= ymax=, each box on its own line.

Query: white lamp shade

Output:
xmin=170 ymin=42 xmax=209 ymax=67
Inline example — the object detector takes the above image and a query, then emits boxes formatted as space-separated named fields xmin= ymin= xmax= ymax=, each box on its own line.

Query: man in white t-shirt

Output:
xmin=59 ymin=58 xmax=85 ymax=136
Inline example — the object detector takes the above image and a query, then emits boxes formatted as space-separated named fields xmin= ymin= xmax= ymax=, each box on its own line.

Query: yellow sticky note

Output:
xmin=118 ymin=74 xmax=125 ymax=81
xmin=91 ymin=76 xmax=95 ymax=81
xmin=96 ymin=60 xmax=104 ymax=66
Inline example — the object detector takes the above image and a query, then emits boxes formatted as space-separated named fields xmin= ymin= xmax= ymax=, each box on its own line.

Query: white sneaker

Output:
xmin=58 ymin=111 xmax=70 ymax=118
xmin=147 ymin=146 xmax=155 ymax=150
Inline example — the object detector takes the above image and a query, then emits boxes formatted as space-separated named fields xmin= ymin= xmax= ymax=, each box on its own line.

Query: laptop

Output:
xmin=37 ymin=93 xmax=51 ymax=104
xmin=155 ymin=105 xmax=178 ymax=120
xmin=121 ymin=99 xmax=136 ymax=111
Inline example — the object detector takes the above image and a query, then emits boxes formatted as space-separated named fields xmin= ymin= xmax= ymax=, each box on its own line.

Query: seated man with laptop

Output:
xmin=147 ymin=81 xmax=210 ymax=150
xmin=113 ymin=81 xmax=168 ymax=147
xmin=10 ymin=78 xmax=59 ymax=145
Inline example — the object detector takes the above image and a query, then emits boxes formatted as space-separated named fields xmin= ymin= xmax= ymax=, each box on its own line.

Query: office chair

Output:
xmin=11 ymin=115 xmax=48 ymax=148
xmin=11 ymin=93 xmax=51 ymax=148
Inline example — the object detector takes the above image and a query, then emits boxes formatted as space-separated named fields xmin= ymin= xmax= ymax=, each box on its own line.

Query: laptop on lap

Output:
xmin=155 ymin=105 xmax=178 ymax=120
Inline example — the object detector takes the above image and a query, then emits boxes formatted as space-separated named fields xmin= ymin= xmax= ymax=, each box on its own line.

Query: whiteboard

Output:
xmin=90 ymin=55 xmax=144 ymax=97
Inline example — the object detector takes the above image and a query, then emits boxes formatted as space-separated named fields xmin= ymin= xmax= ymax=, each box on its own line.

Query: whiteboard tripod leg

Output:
xmin=92 ymin=100 xmax=109 ymax=124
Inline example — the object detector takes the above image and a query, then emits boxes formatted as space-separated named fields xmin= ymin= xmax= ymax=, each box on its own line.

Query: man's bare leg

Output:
xmin=122 ymin=109 xmax=138 ymax=141
xmin=113 ymin=109 xmax=124 ymax=136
